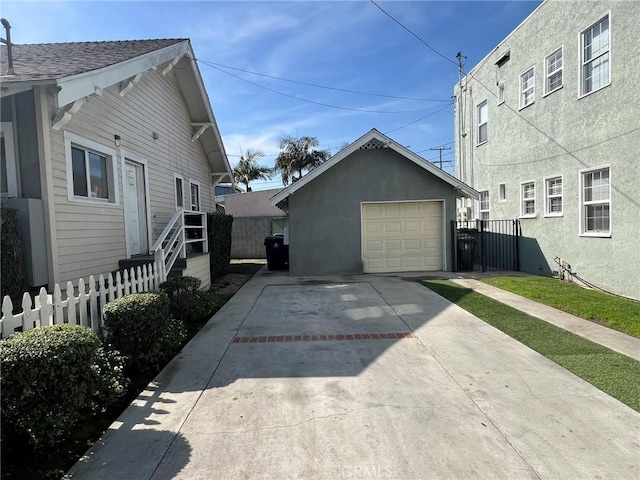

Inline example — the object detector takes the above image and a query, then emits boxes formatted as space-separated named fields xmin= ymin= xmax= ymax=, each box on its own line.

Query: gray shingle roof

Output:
xmin=0 ymin=39 xmax=188 ymax=82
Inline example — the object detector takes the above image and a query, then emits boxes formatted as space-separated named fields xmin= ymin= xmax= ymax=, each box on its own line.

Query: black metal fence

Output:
xmin=452 ymin=219 xmax=520 ymax=272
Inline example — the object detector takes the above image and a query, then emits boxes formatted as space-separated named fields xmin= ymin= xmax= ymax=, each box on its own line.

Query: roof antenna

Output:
xmin=1 ymin=18 xmax=14 ymax=75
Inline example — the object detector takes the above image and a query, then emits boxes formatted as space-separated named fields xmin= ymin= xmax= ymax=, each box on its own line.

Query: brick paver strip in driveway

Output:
xmin=67 ymin=273 xmax=640 ymax=480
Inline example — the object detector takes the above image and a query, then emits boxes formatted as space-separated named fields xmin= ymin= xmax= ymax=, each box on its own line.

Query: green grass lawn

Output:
xmin=482 ymin=276 xmax=640 ymax=338
xmin=422 ymin=280 xmax=640 ymax=412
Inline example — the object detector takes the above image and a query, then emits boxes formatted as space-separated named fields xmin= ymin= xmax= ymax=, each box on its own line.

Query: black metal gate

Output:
xmin=452 ymin=219 xmax=520 ymax=272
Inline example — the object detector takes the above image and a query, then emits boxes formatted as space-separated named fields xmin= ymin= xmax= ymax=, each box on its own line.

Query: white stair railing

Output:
xmin=151 ymin=209 xmax=185 ymax=282
xmin=151 ymin=209 xmax=208 ymax=281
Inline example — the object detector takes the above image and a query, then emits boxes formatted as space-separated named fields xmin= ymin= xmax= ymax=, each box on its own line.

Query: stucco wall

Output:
xmin=224 ymin=188 xmax=284 ymax=217
xmin=288 ymin=148 xmax=459 ymax=276
xmin=454 ymin=0 xmax=640 ymax=299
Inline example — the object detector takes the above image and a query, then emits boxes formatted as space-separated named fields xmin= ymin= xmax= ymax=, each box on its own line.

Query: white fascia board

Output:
xmin=185 ymin=48 xmax=232 ymax=176
xmin=270 ymin=129 xmax=478 ymax=205
xmin=56 ymin=41 xmax=191 ymax=107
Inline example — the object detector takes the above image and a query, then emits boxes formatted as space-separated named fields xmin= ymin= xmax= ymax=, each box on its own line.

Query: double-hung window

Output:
xmin=65 ymin=132 xmax=118 ymax=204
xmin=477 ymin=100 xmax=488 ymax=145
xmin=581 ymin=14 xmax=610 ymax=96
xmin=189 ymin=180 xmax=201 ymax=211
xmin=581 ymin=167 xmax=610 ymax=235
xmin=544 ymin=176 xmax=563 ymax=216
xmin=545 ymin=48 xmax=563 ymax=95
xmin=479 ymin=190 xmax=490 ymax=220
xmin=520 ymin=67 xmax=535 ymax=108
xmin=520 ymin=181 xmax=536 ymax=217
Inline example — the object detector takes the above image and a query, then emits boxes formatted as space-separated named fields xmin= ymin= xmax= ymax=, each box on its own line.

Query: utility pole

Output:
xmin=429 ymin=146 xmax=451 ymax=169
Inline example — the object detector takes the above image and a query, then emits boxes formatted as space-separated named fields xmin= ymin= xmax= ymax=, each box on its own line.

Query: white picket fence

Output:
xmin=0 ymin=262 xmax=164 ymax=339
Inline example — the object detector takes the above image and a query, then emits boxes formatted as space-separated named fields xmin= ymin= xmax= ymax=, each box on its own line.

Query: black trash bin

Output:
xmin=264 ymin=235 xmax=289 ymax=270
xmin=457 ymin=232 xmax=477 ymax=271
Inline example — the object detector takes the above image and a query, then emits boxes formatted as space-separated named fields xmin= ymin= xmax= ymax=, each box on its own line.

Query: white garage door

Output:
xmin=362 ymin=201 xmax=443 ymax=273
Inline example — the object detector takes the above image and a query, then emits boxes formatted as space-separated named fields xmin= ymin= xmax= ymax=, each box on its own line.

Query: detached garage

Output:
xmin=271 ymin=129 xmax=478 ymax=276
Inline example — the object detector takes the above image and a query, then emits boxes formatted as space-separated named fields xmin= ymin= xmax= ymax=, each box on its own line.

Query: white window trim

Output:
xmin=174 ymin=173 xmax=184 ymax=210
xmin=188 ymin=179 xmax=201 ymax=212
xmin=544 ymin=174 xmax=563 ymax=217
xmin=497 ymin=84 xmax=505 ymax=105
xmin=1 ymin=122 xmax=18 ymax=198
xmin=579 ymin=165 xmax=611 ymax=238
xmin=498 ymin=183 xmax=506 ymax=202
xmin=477 ymin=100 xmax=488 ymax=146
xmin=578 ymin=11 xmax=611 ymax=99
xmin=64 ymin=131 xmax=119 ymax=206
xmin=543 ymin=46 xmax=564 ymax=97
xmin=479 ymin=190 xmax=490 ymax=220
xmin=519 ymin=180 xmax=536 ymax=218
xmin=519 ymin=66 xmax=535 ymax=110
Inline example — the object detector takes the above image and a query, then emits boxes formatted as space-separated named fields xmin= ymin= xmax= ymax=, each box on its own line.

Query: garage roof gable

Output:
xmin=271 ymin=129 xmax=478 ymax=206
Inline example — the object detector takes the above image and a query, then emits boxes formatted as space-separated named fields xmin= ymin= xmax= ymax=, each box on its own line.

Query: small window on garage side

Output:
xmin=477 ymin=100 xmax=488 ymax=145
xmin=499 ymin=183 xmax=506 ymax=202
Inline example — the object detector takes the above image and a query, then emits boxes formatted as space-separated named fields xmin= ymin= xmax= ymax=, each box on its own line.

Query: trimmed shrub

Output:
xmin=159 ymin=276 xmax=201 ymax=323
xmin=102 ymin=293 xmax=187 ymax=375
xmin=0 ymin=325 xmax=127 ymax=449
xmin=191 ymin=291 xmax=222 ymax=322
xmin=207 ymin=212 xmax=233 ymax=279
xmin=1 ymin=204 xmax=27 ymax=308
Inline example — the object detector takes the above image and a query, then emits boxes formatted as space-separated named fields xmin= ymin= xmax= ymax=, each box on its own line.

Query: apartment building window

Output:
xmin=499 ymin=183 xmax=506 ymax=202
xmin=581 ymin=167 xmax=610 ymax=235
xmin=520 ymin=67 xmax=535 ymax=108
xmin=581 ymin=14 xmax=610 ymax=96
xmin=479 ymin=190 xmax=490 ymax=220
xmin=544 ymin=176 xmax=563 ymax=216
xmin=545 ymin=47 xmax=563 ymax=95
xmin=477 ymin=100 xmax=488 ymax=144
xmin=520 ymin=181 xmax=536 ymax=217
xmin=498 ymin=84 xmax=505 ymax=105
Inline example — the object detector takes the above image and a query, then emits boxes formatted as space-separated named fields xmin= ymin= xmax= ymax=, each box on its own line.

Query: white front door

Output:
xmin=124 ymin=160 xmax=148 ymax=256
xmin=362 ymin=201 xmax=443 ymax=273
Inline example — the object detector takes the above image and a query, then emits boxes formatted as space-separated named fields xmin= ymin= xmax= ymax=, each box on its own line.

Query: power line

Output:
xmin=384 ymin=102 xmax=452 ymax=134
xmin=478 ymin=127 xmax=640 ymax=167
xmin=200 ymin=60 xmax=445 ymax=114
xmin=369 ymin=0 xmax=458 ymax=67
xmin=198 ymin=59 xmax=449 ymax=103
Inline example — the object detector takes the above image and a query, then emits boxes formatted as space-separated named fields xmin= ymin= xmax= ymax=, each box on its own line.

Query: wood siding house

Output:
xmin=0 ymin=39 xmax=231 ymax=290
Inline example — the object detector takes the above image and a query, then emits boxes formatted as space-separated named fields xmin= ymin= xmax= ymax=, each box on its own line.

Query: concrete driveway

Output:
xmin=68 ymin=271 xmax=640 ymax=480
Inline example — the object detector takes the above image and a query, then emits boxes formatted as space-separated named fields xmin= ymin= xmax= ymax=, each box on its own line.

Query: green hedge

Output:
xmin=207 ymin=212 xmax=233 ymax=279
xmin=0 ymin=325 xmax=127 ymax=449
xmin=102 ymin=293 xmax=186 ymax=375
xmin=160 ymin=276 xmax=221 ymax=327
xmin=1 ymin=204 xmax=27 ymax=308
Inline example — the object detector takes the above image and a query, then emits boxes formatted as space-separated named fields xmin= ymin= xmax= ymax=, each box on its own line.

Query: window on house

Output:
xmin=520 ymin=67 xmax=535 ymax=108
xmin=477 ymin=100 xmax=488 ymax=144
xmin=174 ymin=175 xmax=184 ymax=209
xmin=545 ymin=176 xmax=563 ymax=216
xmin=190 ymin=181 xmax=200 ymax=211
xmin=520 ymin=181 xmax=536 ymax=217
xmin=545 ymin=48 xmax=563 ymax=94
xmin=499 ymin=183 xmax=506 ymax=202
xmin=581 ymin=14 xmax=610 ymax=96
xmin=65 ymin=132 xmax=118 ymax=204
xmin=498 ymin=84 xmax=505 ymax=105
xmin=581 ymin=167 xmax=610 ymax=235
xmin=479 ymin=190 xmax=490 ymax=220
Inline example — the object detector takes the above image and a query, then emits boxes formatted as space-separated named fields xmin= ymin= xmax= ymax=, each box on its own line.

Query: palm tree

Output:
xmin=274 ymin=135 xmax=330 ymax=186
xmin=232 ymin=148 xmax=272 ymax=192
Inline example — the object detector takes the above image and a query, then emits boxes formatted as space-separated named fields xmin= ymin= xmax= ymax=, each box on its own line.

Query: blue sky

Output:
xmin=2 ymin=0 xmax=541 ymax=189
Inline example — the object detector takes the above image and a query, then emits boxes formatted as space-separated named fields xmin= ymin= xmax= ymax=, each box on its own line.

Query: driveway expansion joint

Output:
xmin=232 ymin=332 xmax=414 ymax=344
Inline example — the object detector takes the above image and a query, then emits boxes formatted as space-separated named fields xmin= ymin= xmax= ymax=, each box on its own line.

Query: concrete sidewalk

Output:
xmin=66 ymin=270 xmax=640 ymax=480
xmin=451 ymin=278 xmax=640 ymax=361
